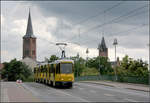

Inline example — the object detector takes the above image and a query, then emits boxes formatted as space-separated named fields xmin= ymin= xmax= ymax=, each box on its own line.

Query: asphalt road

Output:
xmin=1 ymin=82 xmax=149 ymax=102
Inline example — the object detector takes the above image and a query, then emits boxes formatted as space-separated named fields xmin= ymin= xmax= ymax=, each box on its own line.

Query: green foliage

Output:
xmin=70 ymin=56 xmax=86 ymax=77
xmin=1 ymin=59 xmax=32 ymax=81
xmin=87 ymin=56 xmax=113 ymax=75
xmin=81 ymin=67 xmax=99 ymax=76
xmin=117 ymin=55 xmax=149 ymax=77
xmin=73 ymin=54 xmax=149 ymax=84
xmin=48 ymin=55 xmax=59 ymax=63
xmin=71 ymin=55 xmax=113 ymax=77
xmin=24 ymin=75 xmax=34 ymax=82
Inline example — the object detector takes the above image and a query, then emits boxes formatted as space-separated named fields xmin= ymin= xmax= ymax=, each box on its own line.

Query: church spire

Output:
xmin=101 ymin=36 xmax=107 ymax=48
xmin=98 ymin=36 xmax=108 ymax=57
xmin=98 ymin=36 xmax=107 ymax=51
xmin=23 ymin=9 xmax=36 ymax=38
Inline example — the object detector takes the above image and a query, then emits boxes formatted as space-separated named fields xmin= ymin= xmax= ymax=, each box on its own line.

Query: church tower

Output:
xmin=23 ymin=10 xmax=36 ymax=60
xmin=98 ymin=36 xmax=108 ymax=57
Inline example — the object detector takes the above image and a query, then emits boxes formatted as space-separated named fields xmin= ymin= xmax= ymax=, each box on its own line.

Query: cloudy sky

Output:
xmin=1 ymin=1 xmax=149 ymax=63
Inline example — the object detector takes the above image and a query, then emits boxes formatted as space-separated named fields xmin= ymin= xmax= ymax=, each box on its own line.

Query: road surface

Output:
xmin=1 ymin=82 xmax=149 ymax=102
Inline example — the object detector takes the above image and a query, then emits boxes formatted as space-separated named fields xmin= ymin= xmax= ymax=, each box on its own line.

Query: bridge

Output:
xmin=1 ymin=81 xmax=149 ymax=102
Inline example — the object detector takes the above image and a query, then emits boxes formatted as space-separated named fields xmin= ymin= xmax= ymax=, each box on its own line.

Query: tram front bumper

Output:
xmin=56 ymin=81 xmax=73 ymax=86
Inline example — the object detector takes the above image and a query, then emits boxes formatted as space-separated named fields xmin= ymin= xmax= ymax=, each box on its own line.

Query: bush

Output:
xmin=1 ymin=59 xmax=32 ymax=81
xmin=81 ymin=67 xmax=99 ymax=76
xmin=24 ymin=74 xmax=34 ymax=82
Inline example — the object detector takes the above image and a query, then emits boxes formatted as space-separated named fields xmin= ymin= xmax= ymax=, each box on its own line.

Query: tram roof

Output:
xmin=37 ymin=58 xmax=74 ymax=66
xmin=54 ymin=59 xmax=74 ymax=64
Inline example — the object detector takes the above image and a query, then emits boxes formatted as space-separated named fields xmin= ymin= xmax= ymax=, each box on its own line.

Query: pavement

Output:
xmin=79 ymin=80 xmax=150 ymax=92
xmin=0 ymin=82 xmax=41 ymax=102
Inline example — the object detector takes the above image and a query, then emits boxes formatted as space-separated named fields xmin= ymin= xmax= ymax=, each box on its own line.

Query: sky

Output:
xmin=1 ymin=1 xmax=149 ymax=63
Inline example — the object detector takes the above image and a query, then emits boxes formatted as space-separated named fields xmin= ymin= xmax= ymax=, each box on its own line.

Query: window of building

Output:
xmin=32 ymin=39 xmax=35 ymax=44
xmin=25 ymin=50 xmax=29 ymax=56
xmin=32 ymin=50 xmax=35 ymax=55
xmin=25 ymin=39 xmax=30 ymax=44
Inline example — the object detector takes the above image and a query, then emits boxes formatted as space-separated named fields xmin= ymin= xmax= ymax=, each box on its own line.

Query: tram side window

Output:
xmin=43 ymin=66 xmax=45 ymax=73
xmin=50 ymin=65 xmax=52 ymax=73
xmin=39 ymin=67 xmax=40 ymax=73
xmin=41 ymin=66 xmax=43 ymax=73
xmin=56 ymin=63 xmax=60 ymax=74
xmin=49 ymin=65 xmax=51 ymax=74
xmin=51 ymin=64 xmax=54 ymax=73
xmin=42 ymin=66 xmax=43 ymax=73
xmin=34 ymin=68 xmax=36 ymax=73
xmin=45 ymin=65 xmax=47 ymax=76
xmin=41 ymin=66 xmax=42 ymax=73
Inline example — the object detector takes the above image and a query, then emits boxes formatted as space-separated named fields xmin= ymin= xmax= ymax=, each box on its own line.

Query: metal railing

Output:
xmin=75 ymin=75 xmax=149 ymax=85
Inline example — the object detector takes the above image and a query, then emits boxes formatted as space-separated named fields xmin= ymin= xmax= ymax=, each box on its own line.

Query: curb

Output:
xmin=78 ymin=81 xmax=149 ymax=92
xmin=125 ymin=87 xmax=149 ymax=92
xmin=78 ymin=81 xmax=115 ymax=87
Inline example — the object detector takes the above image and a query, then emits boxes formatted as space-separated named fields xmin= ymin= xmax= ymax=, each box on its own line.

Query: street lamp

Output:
xmin=86 ymin=48 xmax=89 ymax=67
xmin=113 ymin=38 xmax=118 ymax=81
xmin=77 ymin=53 xmax=79 ymax=80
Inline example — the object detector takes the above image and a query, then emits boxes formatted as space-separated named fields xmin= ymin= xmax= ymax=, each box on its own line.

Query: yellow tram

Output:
xmin=34 ymin=59 xmax=74 ymax=87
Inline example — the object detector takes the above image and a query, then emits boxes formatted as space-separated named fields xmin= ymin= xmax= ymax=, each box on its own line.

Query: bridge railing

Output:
xmin=75 ymin=75 xmax=149 ymax=85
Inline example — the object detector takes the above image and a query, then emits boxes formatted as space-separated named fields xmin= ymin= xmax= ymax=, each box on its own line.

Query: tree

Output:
xmin=48 ymin=55 xmax=59 ymax=63
xmin=87 ymin=56 xmax=113 ymax=75
xmin=70 ymin=56 xmax=86 ymax=77
xmin=117 ymin=55 xmax=149 ymax=77
xmin=1 ymin=59 xmax=32 ymax=81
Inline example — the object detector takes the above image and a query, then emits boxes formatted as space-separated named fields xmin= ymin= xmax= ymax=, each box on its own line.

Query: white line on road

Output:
xmin=104 ymin=93 xmax=114 ymax=97
xmin=77 ymin=83 xmax=148 ymax=97
xmin=50 ymin=88 xmax=90 ymax=102
xmin=124 ymin=98 xmax=138 ymax=102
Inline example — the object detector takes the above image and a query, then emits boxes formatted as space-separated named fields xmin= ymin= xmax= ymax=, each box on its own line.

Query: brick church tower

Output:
xmin=98 ymin=36 xmax=108 ymax=57
xmin=23 ymin=10 xmax=36 ymax=60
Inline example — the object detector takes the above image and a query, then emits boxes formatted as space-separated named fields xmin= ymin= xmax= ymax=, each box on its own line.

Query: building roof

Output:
xmin=23 ymin=10 xmax=36 ymax=38
xmin=98 ymin=36 xmax=107 ymax=51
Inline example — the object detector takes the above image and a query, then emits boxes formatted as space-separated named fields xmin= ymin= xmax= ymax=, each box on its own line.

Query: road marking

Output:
xmin=104 ymin=93 xmax=114 ymax=97
xmin=124 ymin=98 xmax=138 ymax=102
xmin=77 ymin=83 xmax=148 ymax=97
xmin=50 ymin=88 xmax=89 ymax=102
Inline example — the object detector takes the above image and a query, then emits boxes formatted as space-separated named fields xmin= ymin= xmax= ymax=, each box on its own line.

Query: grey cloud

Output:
xmin=1 ymin=1 xmax=149 ymax=62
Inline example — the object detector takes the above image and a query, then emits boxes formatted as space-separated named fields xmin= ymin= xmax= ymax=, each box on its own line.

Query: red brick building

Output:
xmin=98 ymin=36 xmax=108 ymax=58
xmin=0 ymin=63 xmax=4 ymax=70
xmin=23 ymin=10 xmax=36 ymax=61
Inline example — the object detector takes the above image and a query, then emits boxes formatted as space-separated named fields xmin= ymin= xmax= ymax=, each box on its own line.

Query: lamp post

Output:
xmin=113 ymin=38 xmax=118 ymax=81
xmin=86 ymin=48 xmax=89 ymax=67
xmin=77 ymin=53 xmax=79 ymax=80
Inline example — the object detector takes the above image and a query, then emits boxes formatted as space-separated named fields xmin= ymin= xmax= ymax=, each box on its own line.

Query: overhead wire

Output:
xmin=77 ymin=23 xmax=148 ymax=47
xmin=69 ymin=4 xmax=148 ymax=42
xmin=80 ymin=5 xmax=148 ymax=36
xmin=68 ymin=1 xmax=125 ymax=42
xmin=38 ymin=3 xmax=149 ymax=57
xmin=72 ymin=0 xmax=125 ymax=26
